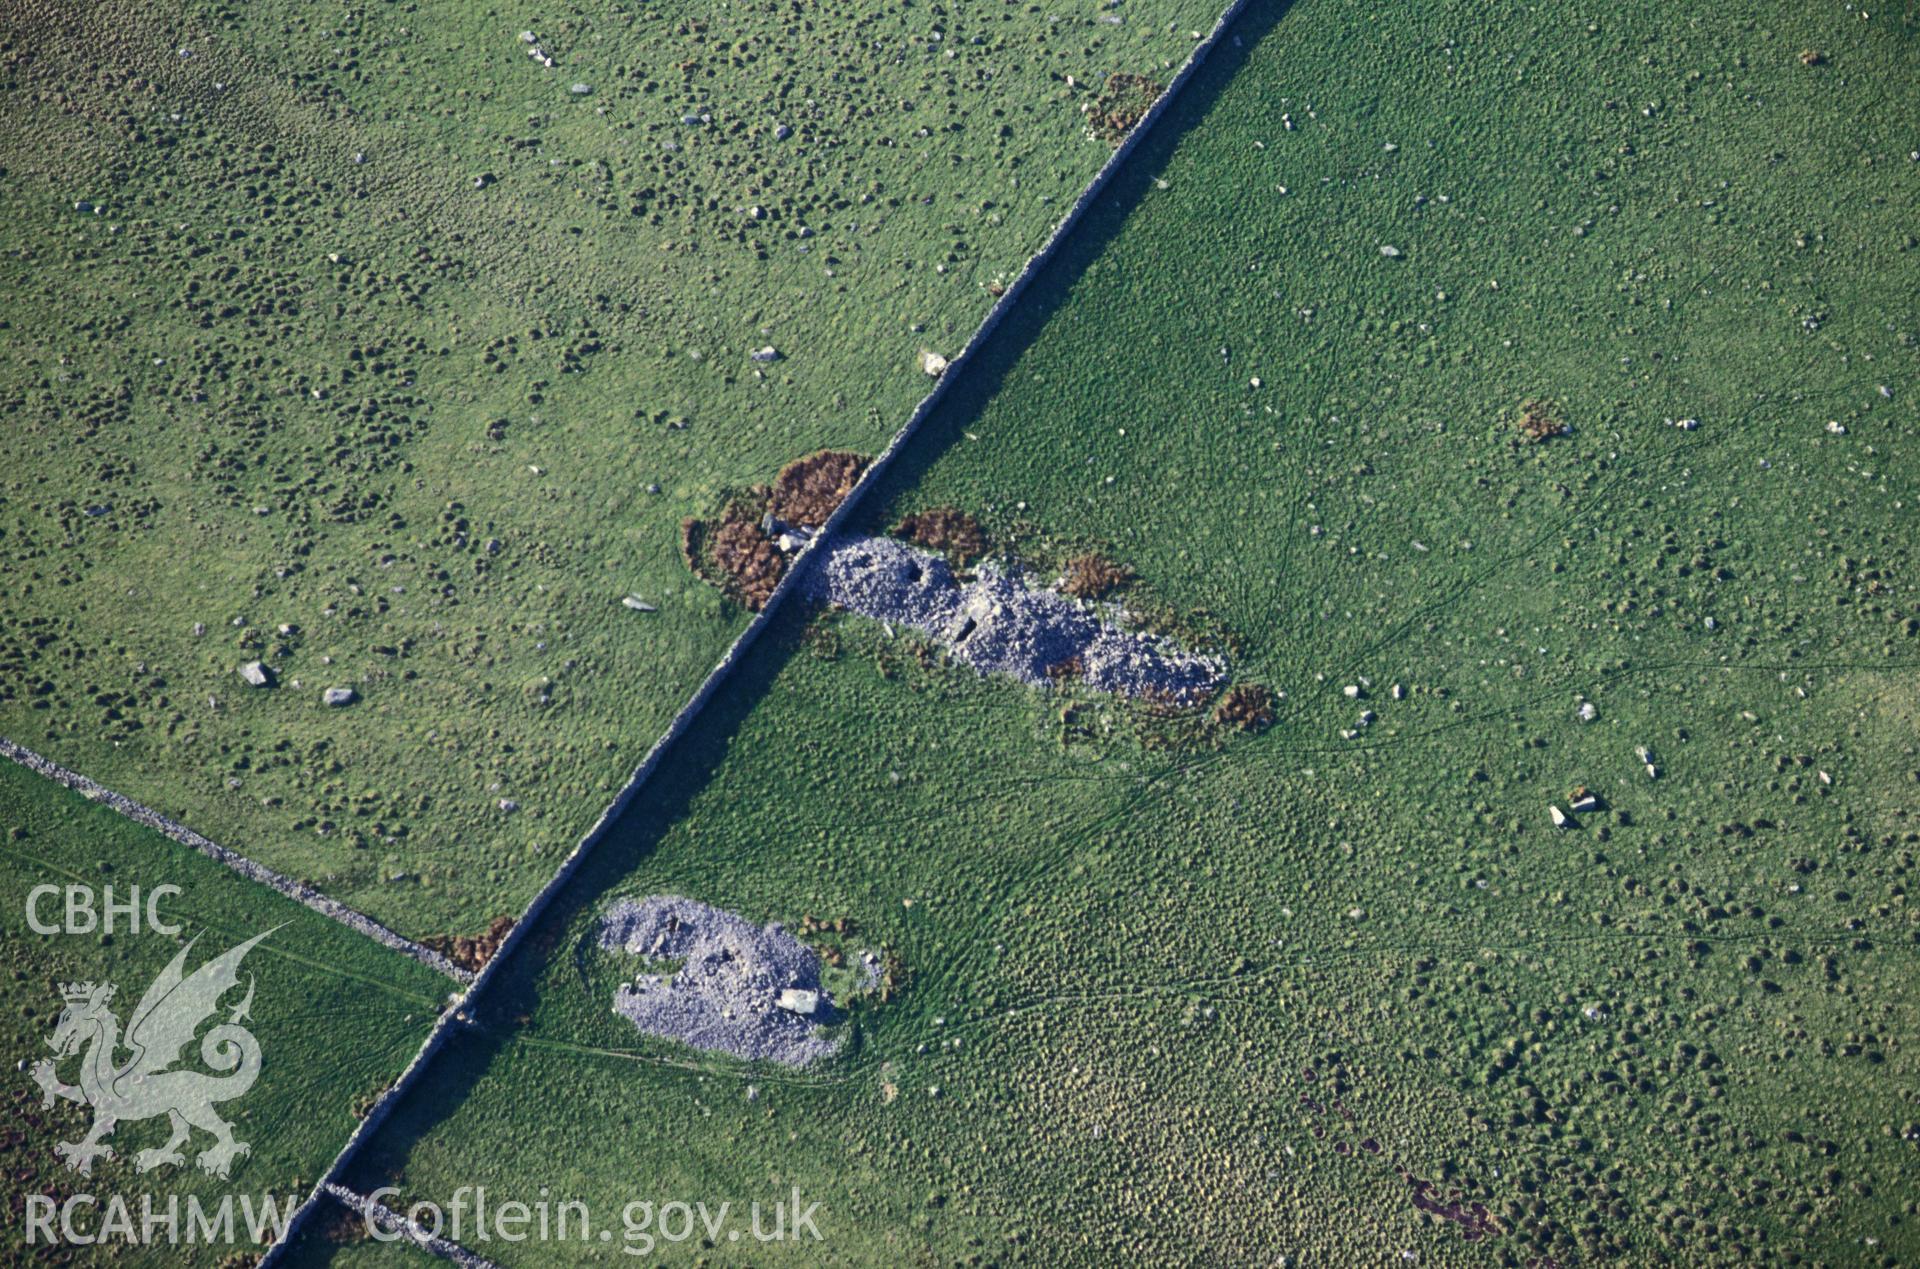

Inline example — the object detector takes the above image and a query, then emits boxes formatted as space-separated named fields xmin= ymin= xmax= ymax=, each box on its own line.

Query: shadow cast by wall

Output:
xmin=336 ymin=0 xmax=1299 ymax=1203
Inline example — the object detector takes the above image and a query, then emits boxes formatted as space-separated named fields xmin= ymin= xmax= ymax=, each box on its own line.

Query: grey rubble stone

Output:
xmin=323 ymin=686 xmax=358 ymax=707
xmin=750 ymin=346 xmax=781 ymax=363
xmin=806 ymin=535 xmax=1222 ymax=700
xmin=238 ymin=661 xmax=273 ymax=688
xmin=600 ymin=896 xmax=840 ymax=1066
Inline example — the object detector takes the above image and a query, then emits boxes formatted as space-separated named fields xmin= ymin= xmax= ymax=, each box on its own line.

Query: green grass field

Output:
xmin=292 ymin=3 xmax=1920 ymax=1263
xmin=0 ymin=759 xmax=451 ymax=1265
xmin=328 ymin=599 xmax=1920 ymax=1264
xmin=0 ymin=0 xmax=1224 ymax=941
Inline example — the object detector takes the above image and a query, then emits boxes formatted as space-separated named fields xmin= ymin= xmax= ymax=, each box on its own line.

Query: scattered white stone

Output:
xmin=323 ymin=687 xmax=357 ymax=707
xmin=1577 ymin=701 xmax=1598 ymax=722
xmin=1818 ymin=770 xmax=1833 ymax=786
xmin=498 ymin=798 xmax=520 ymax=813
xmin=1549 ymin=805 xmax=1570 ymax=828
xmin=750 ymin=346 xmax=781 ymax=363
xmin=238 ymin=661 xmax=273 ymax=688
xmin=1342 ymin=684 xmax=1363 ymax=699
xmin=1826 ymin=420 xmax=1847 ymax=435
xmin=776 ymin=988 xmax=820 ymax=1016
xmin=570 ymin=83 xmax=592 ymax=95
xmin=621 ymin=595 xmax=657 ymax=612
xmin=1379 ymin=244 xmax=1402 ymax=258
xmin=920 ymin=349 xmax=949 ymax=377
xmin=1571 ymin=793 xmax=1599 ymax=814
xmin=773 ymin=123 xmax=792 ymax=140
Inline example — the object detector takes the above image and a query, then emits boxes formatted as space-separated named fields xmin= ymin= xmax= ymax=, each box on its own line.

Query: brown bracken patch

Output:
xmin=769 ymin=450 xmax=869 ymax=527
xmin=422 ymin=914 xmax=516 ymax=973
xmin=796 ymin=913 xmax=857 ymax=937
xmin=1517 ymin=399 xmax=1567 ymax=443
xmin=710 ymin=513 xmax=786 ymax=609
xmin=1088 ymin=73 xmax=1164 ymax=142
xmin=316 ymin=1192 xmax=374 ymax=1244
xmin=896 ymin=505 xmax=988 ymax=564
xmin=1061 ymin=552 xmax=1135 ymax=600
xmin=1212 ymin=683 xmax=1275 ymax=732
xmin=1409 ymin=1176 xmax=1504 ymax=1242
xmin=683 ymin=489 xmax=787 ymax=610
xmin=679 ymin=515 xmax=707 ymax=577
xmin=877 ymin=948 xmax=909 ymax=1003
xmin=1045 ymin=653 xmax=1085 ymax=682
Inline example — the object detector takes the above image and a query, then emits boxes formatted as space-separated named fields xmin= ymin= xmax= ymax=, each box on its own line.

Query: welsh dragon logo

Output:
xmin=29 ymin=927 xmax=277 ymax=1178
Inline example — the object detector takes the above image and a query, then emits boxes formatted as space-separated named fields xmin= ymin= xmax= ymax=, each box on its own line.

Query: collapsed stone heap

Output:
xmin=599 ymin=896 xmax=840 ymax=1066
xmin=806 ymin=535 xmax=1223 ymax=700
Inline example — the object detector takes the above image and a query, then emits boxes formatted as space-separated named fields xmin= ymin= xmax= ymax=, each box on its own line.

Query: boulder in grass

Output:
xmin=323 ymin=687 xmax=358 ymax=707
xmin=238 ymin=661 xmax=274 ymax=688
